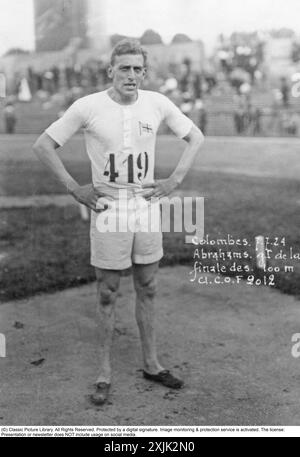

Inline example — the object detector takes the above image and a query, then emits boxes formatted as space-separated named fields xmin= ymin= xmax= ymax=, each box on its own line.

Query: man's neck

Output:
xmin=107 ymin=87 xmax=138 ymax=105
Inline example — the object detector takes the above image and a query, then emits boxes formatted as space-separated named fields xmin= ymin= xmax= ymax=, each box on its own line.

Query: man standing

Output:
xmin=33 ymin=39 xmax=204 ymax=405
xmin=3 ymin=101 xmax=17 ymax=134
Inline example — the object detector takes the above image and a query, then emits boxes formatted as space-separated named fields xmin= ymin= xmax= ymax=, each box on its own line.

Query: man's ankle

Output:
xmin=96 ymin=373 xmax=111 ymax=385
xmin=143 ymin=362 xmax=164 ymax=375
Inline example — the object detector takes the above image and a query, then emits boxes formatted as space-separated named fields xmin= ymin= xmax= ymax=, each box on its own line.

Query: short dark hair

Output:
xmin=110 ymin=39 xmax=148 ymax=67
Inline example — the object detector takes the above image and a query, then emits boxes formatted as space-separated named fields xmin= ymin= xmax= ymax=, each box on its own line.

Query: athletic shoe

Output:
xmin=143 ymin=369 xmax=184 ymax=389
xmin=90 ymin=382 xmax=110 ymax=405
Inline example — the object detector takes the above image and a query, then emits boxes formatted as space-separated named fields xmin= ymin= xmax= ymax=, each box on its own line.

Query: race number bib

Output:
xmin=103 ymin=152 xmax=149 ymax=183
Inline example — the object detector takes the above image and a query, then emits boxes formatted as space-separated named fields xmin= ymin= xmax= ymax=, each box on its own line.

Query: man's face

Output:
xmin=108 ymin=54 xmax=146 ymax=100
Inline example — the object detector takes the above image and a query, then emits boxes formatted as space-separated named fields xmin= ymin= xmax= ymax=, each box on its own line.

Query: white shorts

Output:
xmin=90 ymin=195 xmax=163 ymax=270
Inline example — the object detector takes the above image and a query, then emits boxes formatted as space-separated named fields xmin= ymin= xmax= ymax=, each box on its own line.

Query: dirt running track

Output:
xmin=1 ymin=266 xmax=300 ymax=426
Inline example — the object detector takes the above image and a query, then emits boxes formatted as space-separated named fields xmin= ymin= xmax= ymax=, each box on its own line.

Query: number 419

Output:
xmin=104 ymin=152 xmax=149 ymax=183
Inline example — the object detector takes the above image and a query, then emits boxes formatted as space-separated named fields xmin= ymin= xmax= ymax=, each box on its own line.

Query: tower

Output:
xmin=86 ymin=0 xmax=109 ymax=51
xmin=34 ymin=0 xmax=87 ymax=52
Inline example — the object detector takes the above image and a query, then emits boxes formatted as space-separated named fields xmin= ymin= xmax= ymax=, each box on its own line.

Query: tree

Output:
xmin=140 ymin=29 xmax=163 ymax=45
xmin=171 ymin=33 xmax=192 ymax=44
xmin=4 ymin=48 xmax=30 ymax=56
xmin=110 ymin=34 xmax=131 ymax=47
xmin=269 ymin=28 xmax=295 ymax=38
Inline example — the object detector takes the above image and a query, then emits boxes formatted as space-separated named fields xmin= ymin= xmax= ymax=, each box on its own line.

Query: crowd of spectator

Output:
xmin=12 ymin=60 xmax=110 ymax=97
xmin=6 ymin=56 xmax=212 ymax=133
xmin=2 ymin=31 xmax=300 ymax=137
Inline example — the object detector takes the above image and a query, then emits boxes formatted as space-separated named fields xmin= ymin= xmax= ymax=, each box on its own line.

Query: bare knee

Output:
xmin=96 ymin=269 xmax=121 ymax=307
xmin=97 ymin=279 xmax=119 ymax=306
xmin=135 ymin=277 xmax=157 ymax=301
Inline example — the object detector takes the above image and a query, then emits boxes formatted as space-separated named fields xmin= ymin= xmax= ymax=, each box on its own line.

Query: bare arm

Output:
xmin=33 ymin=132 xmax=79 ymax=191
xmin=142 ymin=124 xmax=204 ymax=198
xmin=170 ymin=124 xmax=204 ymax=185
xmin=33 ymin=133 xmax=109 ymax=212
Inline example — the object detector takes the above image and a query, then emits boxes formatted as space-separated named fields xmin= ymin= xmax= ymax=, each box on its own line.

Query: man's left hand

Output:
xmin=142 ymin=177 xmax=180 ymax=200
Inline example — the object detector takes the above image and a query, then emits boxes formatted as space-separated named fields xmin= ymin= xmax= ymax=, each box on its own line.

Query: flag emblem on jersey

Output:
xmin=139 ymin=121 xmax=153 ymax=135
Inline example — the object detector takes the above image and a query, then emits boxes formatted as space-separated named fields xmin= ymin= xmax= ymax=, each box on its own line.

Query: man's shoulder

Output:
xmin=140 ymin=89 xmax=165 ymax=101
xmin=139 ymin=90 xmax=173 ymax=109
xmin=73 ymin=90 xmax=108 ymax=107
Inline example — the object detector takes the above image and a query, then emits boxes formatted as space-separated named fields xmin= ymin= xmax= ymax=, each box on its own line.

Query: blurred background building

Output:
xmin=34 ymin=0 xmax=109 ymax=52
xmin=34 ymin=0 xmax=88 ymax=52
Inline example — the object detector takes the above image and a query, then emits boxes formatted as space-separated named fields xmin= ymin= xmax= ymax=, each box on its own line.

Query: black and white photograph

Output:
xmin=0 ymin=0 xmax=300 ymax=437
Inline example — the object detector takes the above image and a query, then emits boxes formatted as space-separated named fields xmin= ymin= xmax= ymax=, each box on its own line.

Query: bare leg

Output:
xmin=95 ymin=268 xmax=121 ymax=384
xmin=133 ymin=261 xmax=164 ymax=374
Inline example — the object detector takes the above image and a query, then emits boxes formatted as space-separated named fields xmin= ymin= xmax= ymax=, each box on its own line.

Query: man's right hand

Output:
xmin=69 ymin=183 xmax=113 ymax=212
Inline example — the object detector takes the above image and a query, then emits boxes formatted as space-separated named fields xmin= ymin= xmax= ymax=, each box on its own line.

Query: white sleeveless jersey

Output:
xmin=45 ymin=89 xmax=193 ymax=192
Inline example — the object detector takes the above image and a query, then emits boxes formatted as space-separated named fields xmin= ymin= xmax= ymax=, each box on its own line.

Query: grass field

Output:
xmin=0 ymin=135 xmax=299 ymax=301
